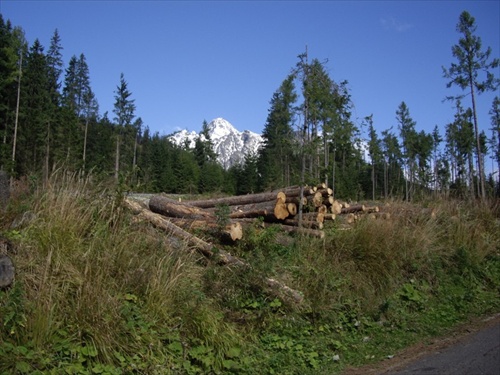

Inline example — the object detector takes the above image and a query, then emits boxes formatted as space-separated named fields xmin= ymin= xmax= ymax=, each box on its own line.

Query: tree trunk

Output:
xmin=114 ymin=133 xmax=120 ymax=181
xmin=149 ymin=195 xmax=214 ymax=220
xmin=11 ymin=51 xmax=22 ymax=187
xmin=186 ymin=190 xmax=288 ymax=208
xmin=168 ymin=218 xmax=243 ymax=241
xmin=83 ymin=117 xmax=89 ymax=171
xmin=470 ymin=82 xmax=486 ymax=199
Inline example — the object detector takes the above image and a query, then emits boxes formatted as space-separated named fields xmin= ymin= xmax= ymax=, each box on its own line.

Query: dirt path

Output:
xmin=342 ymin=313 xmax=500 ymax=375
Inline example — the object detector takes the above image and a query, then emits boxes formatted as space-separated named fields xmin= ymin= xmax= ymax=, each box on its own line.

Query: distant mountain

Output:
xmin=169 ymin=118 xmax=263 ymax=169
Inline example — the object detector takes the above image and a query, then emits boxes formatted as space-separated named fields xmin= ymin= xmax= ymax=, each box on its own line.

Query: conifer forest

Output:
xmin=0 ymin=12 xmax=499 ymax=200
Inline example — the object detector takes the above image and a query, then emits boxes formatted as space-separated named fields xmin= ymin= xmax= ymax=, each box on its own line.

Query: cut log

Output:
xmin=301 ymin=212 xmax=324 ymax=223
xmin=274 ymin=201 xmax=290 ymax=220
xmin=185 ymin=190 xmax=289 ymax=209
xmin=341 ymin=204 xmax=366 ymax=214
xmin=124 ymin=198 xmax=304 ymax=304
xmin=317 ymin=205 xmax=328 ymax=214
xmin=285 ymin=196 xmax=307 ymax=206
xmin=312 ymin=192 xmax=324 ymax=207
xmin=323 ymin=196 xmax=335 ymax=206
xmin=224 ymin=200 xmax=280 ymax=219
xmin=323 ymin=213 xmax=336 ymax=221
xmin=149 ymin=195 xmax=214 ymax=220
xmin=286 ymin=203 xmax=297 ymax=216
xmin=317 ymin=188 xmax=334 ymax=197
xmin=271 ymin=186 xmax=316 ymax=197
xmin=168 ymin=218 xmax=243 ymax=241
xmin=331 ymin=200 xmax=342 ymax=215
xmin=276 ymin=191 xmax=287 ymax=203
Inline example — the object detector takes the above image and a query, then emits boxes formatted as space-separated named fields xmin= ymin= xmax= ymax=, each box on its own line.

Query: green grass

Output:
xmin=1 ymin=172 xmax=499 ymax=374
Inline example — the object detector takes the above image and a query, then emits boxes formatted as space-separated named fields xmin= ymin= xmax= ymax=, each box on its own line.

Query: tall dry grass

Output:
xmin=289 ymin=198 xmax=500 ymax=319
xmin=5 ymin=170 xmax=241 ymax=368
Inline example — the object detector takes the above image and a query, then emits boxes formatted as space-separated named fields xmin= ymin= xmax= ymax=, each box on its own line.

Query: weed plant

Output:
xmin=1 ymin=174 xmax=499 ymax=374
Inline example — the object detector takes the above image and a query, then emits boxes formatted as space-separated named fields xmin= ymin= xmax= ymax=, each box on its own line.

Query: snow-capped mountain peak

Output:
xmin=169 ymin=118 xmax=263 ymax=169
xmin=208 ymin=118 xmax=236 ymax=141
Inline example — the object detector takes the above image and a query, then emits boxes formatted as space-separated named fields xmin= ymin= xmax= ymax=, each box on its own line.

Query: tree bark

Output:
xmin=149 ymin=195 xmax=215 ymax=220
xmin=186 ymin=190 xmax=288 ymax=209
xmin=168 ymin=218 xmax=243 ymax=241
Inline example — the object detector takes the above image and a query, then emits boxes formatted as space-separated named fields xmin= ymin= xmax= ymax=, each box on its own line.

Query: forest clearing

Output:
xmin=1 ymin=172 xmax=499 ymax=374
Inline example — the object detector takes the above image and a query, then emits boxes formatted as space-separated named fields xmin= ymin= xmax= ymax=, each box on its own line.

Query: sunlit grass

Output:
xmin=1 ymin=174 xmax=499 ymax=374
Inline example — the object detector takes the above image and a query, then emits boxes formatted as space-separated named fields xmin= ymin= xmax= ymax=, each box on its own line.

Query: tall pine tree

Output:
xmin=443 ymin=10 xmax=500 ymax=199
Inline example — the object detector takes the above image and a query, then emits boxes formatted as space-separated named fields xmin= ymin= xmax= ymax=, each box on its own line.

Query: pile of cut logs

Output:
xmin=144 ymin=183 xmax=380 ymax=240
xmin=124 ymin=185 xmax=381 ymax=304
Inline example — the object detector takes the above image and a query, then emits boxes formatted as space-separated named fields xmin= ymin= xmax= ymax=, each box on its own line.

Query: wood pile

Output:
xmin=144 ymin=183 xmax=381 ymax=240
xmin=124 ymin=185 xmax=382 ymax=304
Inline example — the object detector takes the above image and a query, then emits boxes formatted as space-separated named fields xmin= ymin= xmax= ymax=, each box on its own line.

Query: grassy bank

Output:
xmin=1 ymin=173 xmax=499 ymax=374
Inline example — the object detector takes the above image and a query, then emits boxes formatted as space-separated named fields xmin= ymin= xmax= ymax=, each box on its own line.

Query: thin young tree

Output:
xmin=431 ymin=125 xmax=443 ymax=196
xmin=113 ymin=73 xmax=136 ymax=180
xmin=443 ymin=10 xmax=500 ymax=199
xmin=489 ymin=97 xmax=499 ymax=195
xmin=396 ymin=102 xmax=417 ymax=201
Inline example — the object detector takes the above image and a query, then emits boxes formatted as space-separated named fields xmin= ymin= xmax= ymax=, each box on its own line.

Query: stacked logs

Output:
xmin=146 ymin=184 xmax=381 ymax=240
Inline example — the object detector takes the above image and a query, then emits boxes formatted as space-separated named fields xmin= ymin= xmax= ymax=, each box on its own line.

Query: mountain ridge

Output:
xmin=169 ymin=118 xmax=263 ymax=169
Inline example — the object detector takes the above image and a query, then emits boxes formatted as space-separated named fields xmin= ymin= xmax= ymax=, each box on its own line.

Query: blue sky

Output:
xmin=1 ymin=1 xmax=499 ymax=147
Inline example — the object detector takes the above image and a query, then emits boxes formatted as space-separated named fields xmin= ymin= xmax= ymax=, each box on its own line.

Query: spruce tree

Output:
xmin=396 ymin=102 xmax=417 ymax=201
xmin=113 ymin=73 xmax=136 ymax=180
xmin=257 ymin=74 xmax=297 ymax=190
xmin=381 ymin=128 xmax=403 ymax=198
xmin=46 ymin=29 xmax=63 ymax=105
xmin=0 ymin=17 xmax=24 ymax=171
xmin=19 ymin=39 xmax=51 ymax=176
xmin=443 ymin=10 xmax=500 ymax=199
